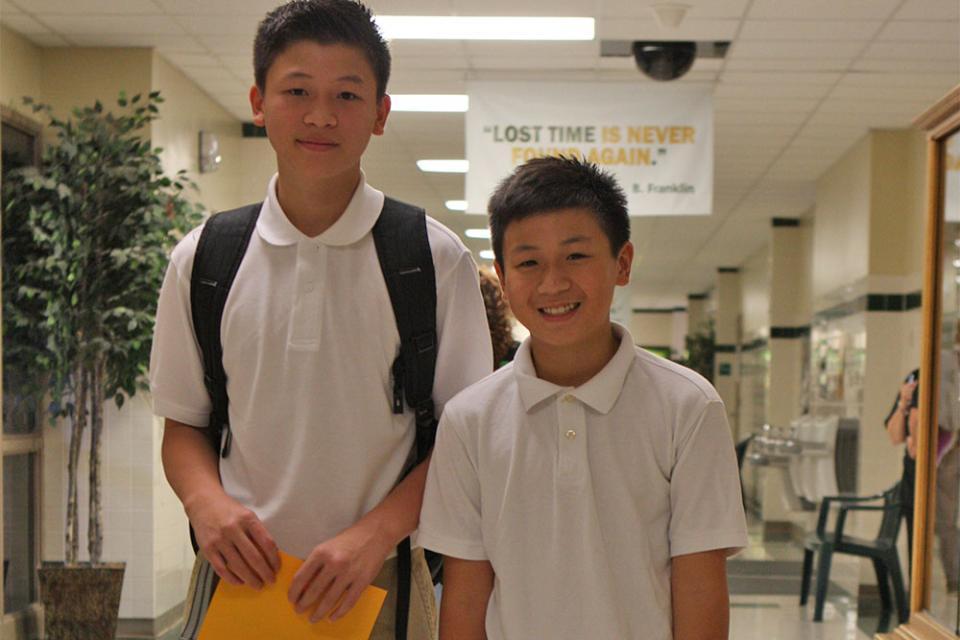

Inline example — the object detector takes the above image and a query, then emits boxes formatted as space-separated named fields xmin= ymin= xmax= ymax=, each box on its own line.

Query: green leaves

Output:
xmin=2 ymin=90 xmax=205 ymax=416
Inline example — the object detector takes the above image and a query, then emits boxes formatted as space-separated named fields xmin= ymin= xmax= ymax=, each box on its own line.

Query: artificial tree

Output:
xmin=2 ymin=91 xmax=202 ymax=566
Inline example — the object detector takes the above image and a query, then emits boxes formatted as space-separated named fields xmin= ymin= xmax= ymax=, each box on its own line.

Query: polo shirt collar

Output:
xmin=513 ymin=322 xmax=636 ymax=414
xmin=256 ymin=171 xmax=386 ymax=247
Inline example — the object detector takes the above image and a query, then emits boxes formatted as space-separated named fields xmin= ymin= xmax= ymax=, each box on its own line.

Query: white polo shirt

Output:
xmin=149 ymin=173 xmax=492 ymax=558
xmin=419 ymin=324 xmax=747 ymax=640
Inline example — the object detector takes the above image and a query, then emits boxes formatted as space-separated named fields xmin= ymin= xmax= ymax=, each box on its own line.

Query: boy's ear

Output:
xmin=249 ymin=85 xmax=266 ymax=127
xmin=615 ymin=241 xmax=634 ymax=286
xmin=373 ymin=94 xmax=391 ymax=136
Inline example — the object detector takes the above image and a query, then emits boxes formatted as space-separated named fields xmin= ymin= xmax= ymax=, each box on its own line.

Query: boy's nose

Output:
xmin=304 ymin=103 xmax=337 ymax=128
xmin=537 ymin=266 xmax=571 ymax=294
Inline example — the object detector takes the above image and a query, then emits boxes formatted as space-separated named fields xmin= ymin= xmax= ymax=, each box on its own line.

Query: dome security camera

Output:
xmin=631 ymin=41 xmax=697 ymax=81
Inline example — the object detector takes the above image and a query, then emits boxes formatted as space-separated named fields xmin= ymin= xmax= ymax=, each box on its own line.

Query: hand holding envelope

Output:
xmin=198 ymin=550 xmax=387 ymax=640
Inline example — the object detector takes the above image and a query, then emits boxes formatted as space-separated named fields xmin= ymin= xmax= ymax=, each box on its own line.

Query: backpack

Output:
xmin=189 ymin=196 xmax=438 ymax=640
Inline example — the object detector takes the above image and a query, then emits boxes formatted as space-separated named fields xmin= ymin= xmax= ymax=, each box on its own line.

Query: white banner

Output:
xmin=466 ymin=82 xmax=713 ymax=216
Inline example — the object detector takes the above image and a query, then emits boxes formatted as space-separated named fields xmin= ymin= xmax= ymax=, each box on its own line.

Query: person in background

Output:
xmin=885 ymin=367 xmax=959 ymax=591
xmin=478 ymin=266 xmax=519 ymax=368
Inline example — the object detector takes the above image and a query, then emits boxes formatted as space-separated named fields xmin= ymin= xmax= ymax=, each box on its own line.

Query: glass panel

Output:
xmin=3 ymin=452 xmax=37 ymax=613
xmin=0 ymin=122 xmax=36 ymax=179
xmin=932 ymin=126 xmax=960 ymax=633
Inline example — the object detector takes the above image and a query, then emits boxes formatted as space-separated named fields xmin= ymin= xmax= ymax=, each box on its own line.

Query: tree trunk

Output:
xmin=65 ymin=365 xmax=89 ymax=565
xmin=88 ymin=357 xmax=104 ymax=564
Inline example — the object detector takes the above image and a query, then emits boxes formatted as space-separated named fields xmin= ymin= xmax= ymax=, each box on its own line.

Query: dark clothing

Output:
xmin=885 ymin=369 xmax=919 ymax=570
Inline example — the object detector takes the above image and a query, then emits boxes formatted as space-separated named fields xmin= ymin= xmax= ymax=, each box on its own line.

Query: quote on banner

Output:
xmin=466 ymin=82 xmax=713 ymax=216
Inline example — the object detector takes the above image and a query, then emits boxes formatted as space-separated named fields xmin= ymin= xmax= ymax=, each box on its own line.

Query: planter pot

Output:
xmin=37 ymin=562 xmax=125 ymax=640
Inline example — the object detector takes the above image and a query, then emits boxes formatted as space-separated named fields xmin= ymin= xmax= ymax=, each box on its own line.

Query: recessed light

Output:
xmin=445 ymin=200 xmax=468 ymax=211
xmin=479 ymin=249 xmax=495 ymax=260
xmin=465 ymin=228 xmax=491 ymax=239
xmin=390 ymin=94 xmax=468 ymax=112
xmin=417 ymin=159 xmax=468 ymax=173
xmin=376 ymin=16 xmax=594 ymax=41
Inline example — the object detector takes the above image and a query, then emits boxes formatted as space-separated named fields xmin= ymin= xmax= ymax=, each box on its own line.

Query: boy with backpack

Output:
xmin=149 ymin=1 xmax=492 ymax=638
xmin=419 ymin=157 xmax=748 ymax=639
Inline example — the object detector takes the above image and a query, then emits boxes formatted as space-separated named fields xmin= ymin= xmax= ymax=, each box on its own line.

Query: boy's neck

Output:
xmin=275 ymin=166 xmax=362 ymax=238
xmin=529 ymin=324 xmax=621 ymax=388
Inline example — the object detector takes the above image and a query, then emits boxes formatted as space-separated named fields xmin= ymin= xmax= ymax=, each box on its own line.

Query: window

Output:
xmin=1 ymin=106 xmax=44 ymax=618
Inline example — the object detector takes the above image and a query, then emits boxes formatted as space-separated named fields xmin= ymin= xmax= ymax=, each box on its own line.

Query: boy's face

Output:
xmin=494 ymin=207 xmax=633 ymax=355
xmin=249 ymin=41 xmax=390 ymax=184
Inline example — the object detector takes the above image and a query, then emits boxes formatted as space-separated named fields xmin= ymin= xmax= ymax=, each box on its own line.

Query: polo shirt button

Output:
xmin=565 ymin=429 xmax=577 ymax=439
xmin=563 ymin=395 xmax=575 ymax=403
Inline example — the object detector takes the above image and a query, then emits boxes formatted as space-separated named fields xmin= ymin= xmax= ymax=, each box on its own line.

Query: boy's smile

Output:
xmin=249 ymin=41 xmax=390 ymax=185
xmin=496 ymin=207 xmax=633 ymax=383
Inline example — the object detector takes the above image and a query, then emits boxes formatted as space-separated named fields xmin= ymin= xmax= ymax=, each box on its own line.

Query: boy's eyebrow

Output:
xmin=510 ymin=235 xmax=591 ymax=253
xmin=278 ymin=71 xmax=365 ymax=85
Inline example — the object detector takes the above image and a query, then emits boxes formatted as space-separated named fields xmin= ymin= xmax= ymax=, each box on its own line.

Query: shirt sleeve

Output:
xmin=418 ymin=408 xmax=488 ymax=561
xmin=148 ymin=230 xmax=212 ymax=427
xmin=668 ymin=399 xmax=749 ymax=557
xmin=431 ymin=236 xmax=494 ymax=414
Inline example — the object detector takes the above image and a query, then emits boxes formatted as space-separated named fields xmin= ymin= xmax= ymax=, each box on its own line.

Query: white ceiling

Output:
xmin=2 ymin=0 xmax=958 ymax=307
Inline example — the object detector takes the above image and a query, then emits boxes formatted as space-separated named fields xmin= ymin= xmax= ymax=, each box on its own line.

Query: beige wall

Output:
xmin=741 ymin=245 xmax=770 ymax=340
xmin=237 ymin=138 xmax=278 ymax=205
xmin=151 ymin=54 xmax=245 ymax=213
xmin=1 ymin=27 xmax=42 ymax=114
xmin=630 ymin=312 xmax=675 ymax=348
xmin=869 ymin=129 xmax=928 ymax=280
xmin=39 ymin=48 xmax=153 ymax=125
xmin=813 ymin=134 xmax=872 ymax=305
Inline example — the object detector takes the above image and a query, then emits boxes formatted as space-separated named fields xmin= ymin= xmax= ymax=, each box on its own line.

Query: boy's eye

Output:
xmin=338 ymin=91 xmax=360 ymax=101
xmin=287 ymin=88 xmax=308 ymax=97
xmin=567 ymin=252 xmax=589 ymax=261
xmin=515 ymin=259 xmax=538 ymax=268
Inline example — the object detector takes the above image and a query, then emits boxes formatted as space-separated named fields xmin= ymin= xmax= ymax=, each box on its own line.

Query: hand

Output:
xmin=187 ymin=491 xmax=280 ymax=589
xmin=289 ymin=522 xmax=393 ymax=623
xmin=900 ymin=380 xmax=918 ymax=408
xmin=906 ymin=408 xmax=920 ymax=458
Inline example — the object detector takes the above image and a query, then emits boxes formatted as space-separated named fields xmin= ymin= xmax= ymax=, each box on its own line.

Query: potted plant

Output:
xmin=2 ymin=91 xmax=202 ymax=639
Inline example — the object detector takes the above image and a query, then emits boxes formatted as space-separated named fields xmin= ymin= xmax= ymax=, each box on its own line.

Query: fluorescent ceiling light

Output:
xmin=390 ymin=94 xmax=468 ymax=112
xmin=479 ymin=250 xmax=496 ymax=260
xmin=376 ymin=16 xmax=595 ymax=41
xmin=465 ymin=228 xmax=491 ymax=239
xmin=445 ymin=200 xmax=468 ymax=211
xmin=417 ymin=159 xmax=468 ymax=173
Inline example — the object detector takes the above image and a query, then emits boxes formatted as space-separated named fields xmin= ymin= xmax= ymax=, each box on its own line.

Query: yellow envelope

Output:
xmin=198 ymin=551 xmax=388 ymax=640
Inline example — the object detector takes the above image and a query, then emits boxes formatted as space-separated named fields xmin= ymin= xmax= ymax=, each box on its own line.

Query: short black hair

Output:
xmin=253 ymin=0 xmax=391 ymax=98
xmin=488 ymin=156 xmax=631 ymax=269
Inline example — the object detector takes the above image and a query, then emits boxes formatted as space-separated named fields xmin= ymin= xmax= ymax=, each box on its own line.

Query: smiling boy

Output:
xmin=150 ymin=1 xmax=491 ymax=638
xmin=419 ymin=157 xmax=748 ymax=639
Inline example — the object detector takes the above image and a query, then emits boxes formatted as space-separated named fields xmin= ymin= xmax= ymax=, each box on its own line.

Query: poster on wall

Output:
xmin=466 ymin=82 xmax=713 ymax=216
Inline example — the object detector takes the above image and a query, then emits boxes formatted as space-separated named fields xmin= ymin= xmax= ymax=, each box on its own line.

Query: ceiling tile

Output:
xmin=739 ymin=19 xmax=881 ymax=40
xmin=176 ymin=13 xmax=260 ymax=37
xmin=197 ymin=35 xmax=251 ymax=54
xmin=21 ymin=0 xmax=160 ymax=13
xmin=161 ymin=52 xmax=222 ymax=68
xmin=41 ymin=14 xmax=185 ymax=35
xmin=749 ymin=0 xmax=900 ymax=20
xmin=468 ymin=56 xmax=597 ymax=70
xmin=724 ymin=58 xmax=853 ymax=71
xmin=596 ymin=17 xmax=739 ymax=41
xmin=878 ymin=20 xmax=960 ymax=41
xmin=893 ymin=0 xmax=960 ymax=20
xmin=730 ymin=41 xmax=864 ymax=59
xmin=154 ymin=0 xmax=278 ymax=14
xmin=64 ymin=33 xmax=204 ymax=51
xmin=851 ymin=57 xmax=960 ymax=73
xmin=463 ymin=40 xmax=597 ymax=57
xmin=604 ymin=0 xmax=750 ymax=19
xmin=390 ymin=41 xmax=467 ymax=58
xmin=448 ymin=0 xmax=593 ymax=15
xmin=714 ymin=97 xmax=819 ymax=113
xmin=0 ymin=0 xmax=24 ymax=14
xmin=21 ymin=32 xmax=70 ymax=46
xmin=1 ymin=14 xmax=51 ymax=35
xmin=862 ymin=41 xmax=960 ymax=60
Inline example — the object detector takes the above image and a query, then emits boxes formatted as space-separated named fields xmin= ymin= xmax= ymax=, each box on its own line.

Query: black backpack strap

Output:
xmin=187 ymin=203 xmax=260 ymax=554
xmin=189 ymin=203 xmax=261 ymax=459
xmin=372 ymin=197 xmax=438 ymax=640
